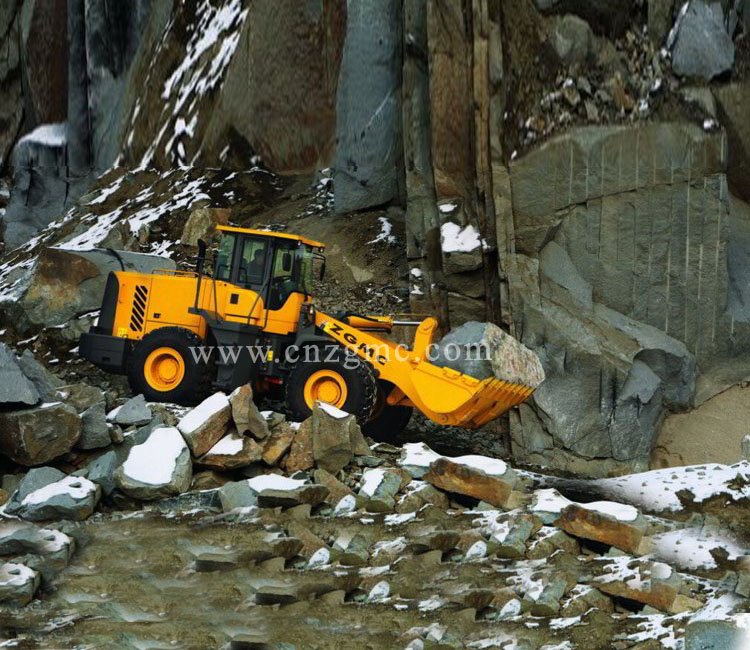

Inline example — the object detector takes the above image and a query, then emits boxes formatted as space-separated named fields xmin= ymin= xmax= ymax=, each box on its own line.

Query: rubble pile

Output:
xmin=0 ymin=346 xmax=747 ymax=647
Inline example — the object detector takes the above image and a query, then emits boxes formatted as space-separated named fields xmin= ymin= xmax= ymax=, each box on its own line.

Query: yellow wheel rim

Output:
xmin=144 ymin=347 xmax=186 ymax=392
xmin=303 ymin=370 xmax=348 ymax=410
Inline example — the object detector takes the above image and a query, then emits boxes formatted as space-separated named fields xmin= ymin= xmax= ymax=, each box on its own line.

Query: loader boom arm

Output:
xmin=314 ymin=311 xmax=535 ymax=429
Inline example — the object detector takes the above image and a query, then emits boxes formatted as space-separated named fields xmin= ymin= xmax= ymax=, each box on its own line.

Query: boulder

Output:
xmin=78 ymin=402 xmax=111 ymax=450
xmin=15 ymin=349 xmax=63 ymax=401
xmin=670 ymin=0 xmax=734 ymax=80
xmin=358 ymin=468 xmax=402 ymax=512
xmin=5 ymin=474 xmax=100 ymax=521
xmin=594 ymin=558 xmax=685 ymax=613
xmin=333 ymin=0 xmax=403 ymax=213
xmin=86 ymin=450 xmax=118 ymax=496
xmin=0 ymin=344 xmax=40 ymax=406
xmin=490 ymin=516 xmax=537 ymax=558
xmin=313 ymin=468 xmax=354 ymax=503
xmin=114 ymin=427 xmax=192 ymax=500
xmin=197 ymin=430 xmax=263 ymax=470
xmin=311 ymin=402 xmax=361 ymax=473
xmin=424 ymin=456 xmax=517 ymax=508
xmin=332 ymin=531 xmax=370 ymax=566
xmin=432 ymin=321 xmax=545 ymax=387
xmin=521 ymin=574 xmax=568 ymax=617
xmin=550 ymin=14 xmax=595 ymax=65
xmin=0 ymin=522 xmax=74 ymax=563
xmin=229 ymin=385 xmax=268 ymax=439
xmin=556 ymin=502 xmax=647 ymax=554
xmin=262 ymin=422 xmax=296 ymax=465
xmin=57 ymin=383 xmax=106 ymax=412
xmin=3 ymin=248 xmax=177 ymax=333
xmin=111 ymin=394 xmax=152 ymax=427
xmin=0 ymin=402 xmax=81 ymax=466
xmin=180 ymin=207 xmax=230 ymax=246
xmin=177 ymin=392 xmax=231 ymax=456
xmin=685 ymin=620 xmax=749 ymax=650
xmin=0 ymin=562 xmax=40 ymax=606
xmin=285 ymin=419 xmax=314 ymax=473
xmin=217 ymin=474 xmax=323 ymax=511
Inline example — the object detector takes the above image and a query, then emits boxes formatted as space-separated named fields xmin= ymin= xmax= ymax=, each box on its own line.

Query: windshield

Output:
xmin=214 ymin=234 xmax=235 ymax=281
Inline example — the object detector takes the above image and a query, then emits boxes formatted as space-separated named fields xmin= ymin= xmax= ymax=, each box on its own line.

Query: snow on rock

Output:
xmin=368 ymin=216 xmax=397 ymax=245
xmin=440 ymin=222 xmax=486 ymax=253
xmin=115 ymin=427 xmax=192 ymax=500
xmin=178 ymin=392 xmax=231 ymax=456
xmin=650 ymin=527 xmax=748 ymax=571
xmin=17 ymin=123 xmax=66 ymax=148
xmin=8 ymin=475 xmax=100 ymax=522
xmin=197 ymin=430 xmax=263 ymax=471
xmin=400 ymin=442 xmax=510 ymax=479
xmin=316 ymin=401 xmax=349 ymax=420
xmin=593 ymin=462 xmax=750 ymax=513
xmin=0 ymin=562 xmax=40 ymax=606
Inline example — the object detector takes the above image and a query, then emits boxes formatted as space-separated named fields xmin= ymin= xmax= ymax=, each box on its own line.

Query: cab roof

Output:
xmin=217 ymin=225 xmax=325 ymax=249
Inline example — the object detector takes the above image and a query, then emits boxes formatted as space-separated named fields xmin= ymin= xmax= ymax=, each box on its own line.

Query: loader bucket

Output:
xmin=404 ymin=361 xmax=535 ymax=429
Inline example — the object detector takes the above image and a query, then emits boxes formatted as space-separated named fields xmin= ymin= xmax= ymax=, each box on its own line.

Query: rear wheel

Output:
xmin=285 ymin=346 xmax=377 ymax=424
xmin=127 ymin=327 xmax=211 ymax=405
xmin=363 ymin=380 xmax=413 ymax=441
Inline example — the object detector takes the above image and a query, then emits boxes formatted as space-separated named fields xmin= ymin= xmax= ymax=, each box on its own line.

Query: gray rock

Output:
xmin=0 ymin=521 xmax=75 ymax=564
xmin=57 ymin=383 xmax=107 ymax=412
xmin=197 ymin=431 xmax=263 ymax=470
xmin=333 ymin=0 xmax=404 ymax=212
xmin=671 ymin=1 xmax=734 ymax=80
xmin=229 ymin=385 xmax=269 ymax=439
xmin=5 ymin=474 xmax=100 ymax=521
xmin=0 ymin=344 xmax=40 ymax=406
xmin=685 ymin=619 xmax=746 ymax=649
xmin=256 ymin=484 xmax=328 ymax=509
xmin=311 ymin=404 xmax=359 ymax=474
xmin=113 ymin=394 xmax=152 ymax=427
xmin=149 ymin=489 xmax=222 ymax=514
xmin=432 ymin=321 xmax=545 ymax=387
xmin=16 ymin=349 xmax=63 ymax=401
xmin=533 ymin=0 xmax=633 ymax=35
xmin=86 ymin=450 xmax=118 ymax=496
xmin=5 ymin=467 xmax=66 ymax=511
xmin=0 ymin=562 xmax=40 ymax=606
xmin=78 ymin=402 xmax=111 ymax=450
xmin=358 ymin=468 xmax=402 ymax=513
xmin=332 ymin=531 xmax=370 ymax=566
xmin=177 ymin=392 xmax=231 ymax=456
xmin=218 ymin=480 xmax=259 ymax=512
xmin=550 ymin=14 xmax=595 ymax=65
xmin=0 ymin=402 xmax=81 ymax=466
xmin=114 ymin=427 xmax=192 ymax=500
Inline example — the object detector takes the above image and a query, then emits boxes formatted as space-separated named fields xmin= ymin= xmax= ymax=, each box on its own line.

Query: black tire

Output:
xmin=127 ymin=327 xmax=212 ymax=406
xmin=285 ymin=345 xmax=378 ymax=424
xmin=363 ymin=380 xmax=413 ymax=442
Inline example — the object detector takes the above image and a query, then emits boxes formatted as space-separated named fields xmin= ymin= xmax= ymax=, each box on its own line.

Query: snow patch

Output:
xmin=22 ymin=476 xmax=97 ymax=505
xmin=122 ymin=427 xmax=186 ymax=486
xmin=441 ymin=222 xmax=484 ymax=253
xmin=178 ymin=392 xmax=229 ymax=435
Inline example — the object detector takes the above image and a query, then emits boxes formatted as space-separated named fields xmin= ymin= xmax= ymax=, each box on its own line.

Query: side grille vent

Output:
xmin=129 ymin=285 xmax=148 ymax=332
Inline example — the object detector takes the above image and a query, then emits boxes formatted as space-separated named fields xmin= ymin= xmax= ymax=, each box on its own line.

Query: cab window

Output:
xmin=238 ymin=238 xmax=268 ymax=286
xmin=214 ymin=234 xmax=236 ymax=281
xmin=267 ymin=242 xmax=298 ymax=310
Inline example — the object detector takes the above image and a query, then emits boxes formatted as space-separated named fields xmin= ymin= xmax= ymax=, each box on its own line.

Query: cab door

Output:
xmin=216 ymin=234 xmax=269 ymax=325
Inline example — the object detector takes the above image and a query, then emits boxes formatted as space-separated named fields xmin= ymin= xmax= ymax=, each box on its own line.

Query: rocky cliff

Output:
xmin=1 ymin=0 xmax=750 ymax=477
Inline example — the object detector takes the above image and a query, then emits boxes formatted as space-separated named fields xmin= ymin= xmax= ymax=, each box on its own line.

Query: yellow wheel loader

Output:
xmin=79 ymin=226 xmax=535 ymax=436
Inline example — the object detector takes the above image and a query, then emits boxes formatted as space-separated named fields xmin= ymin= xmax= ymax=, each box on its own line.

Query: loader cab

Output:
xmin=213 ymin=226 xmax=325 ymax=334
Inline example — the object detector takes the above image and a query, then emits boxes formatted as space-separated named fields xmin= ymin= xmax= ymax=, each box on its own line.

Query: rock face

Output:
xmin=310 ymin=403 xmax=365 ymax=474
xmin=180 ymin=207 xmax=231 ymax=246
xmin=0 ymin=402 xmax=81 ymax=466
xmin=333 ymin=0 xmax=403 ymax=213
xmin=115 ymin=427 xmax=193 ymax=500
xmin=197 ymin=431 xmax=263 ymax=470
xmin=506 ymin=123 xmax=745 ymax=476
xmin=2 ymin=248 xmax=176 ymax=333
xmin=670 ymin=1 xmax=735 ymax=80
xmin=714 ymin=83 xmax=750 ymax=202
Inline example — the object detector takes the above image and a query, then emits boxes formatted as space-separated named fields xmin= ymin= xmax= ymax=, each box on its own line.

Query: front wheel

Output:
xmin=362 ymin=380 xmax=413 ymax=442
xmin=127 ymin=327 xmax=211 ymax=405
xmin=284 ymin=346 xmax=378 ymax=424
